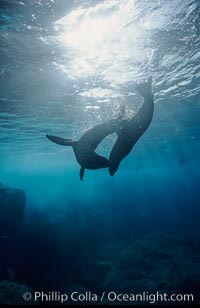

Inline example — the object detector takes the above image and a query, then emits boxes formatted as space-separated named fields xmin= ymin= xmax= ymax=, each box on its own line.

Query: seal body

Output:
xmin=109 ymin=79 xmax=154 ymax=176
xmin=46 ymin=116 xmax=123 ymax=180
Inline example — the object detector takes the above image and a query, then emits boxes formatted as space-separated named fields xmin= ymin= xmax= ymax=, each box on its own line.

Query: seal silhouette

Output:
xmin=46 ymin=110 xmax=124 ymax=180
xmin=109 ymin=77 xmax=154 ymax=176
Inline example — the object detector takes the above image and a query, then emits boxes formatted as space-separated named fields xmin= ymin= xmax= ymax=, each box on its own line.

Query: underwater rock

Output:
xmin=103 ymin=231 xmax=200 ymax=301
xmin=13 ymin=204 xmax=117 ymax=291
xmin=0 ymin=280 xmax=34 ymax=305
xmin=0 ymin=183 xmax=26 ymax=233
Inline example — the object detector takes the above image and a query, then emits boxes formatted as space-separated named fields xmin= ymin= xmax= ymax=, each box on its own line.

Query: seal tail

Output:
xmin=46 ymin=134 xmax=74 ymax=146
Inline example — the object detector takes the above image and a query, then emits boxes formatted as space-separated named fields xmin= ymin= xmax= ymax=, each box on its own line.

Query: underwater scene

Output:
xmin=0 ymin=0 xmax=200 ymax=306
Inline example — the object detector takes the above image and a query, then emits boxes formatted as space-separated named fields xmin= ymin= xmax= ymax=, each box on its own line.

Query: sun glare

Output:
xmin=60 ymin=16 xmax=113 ymax=50
xmin=54 ymin=0 xmax=145 ymax=81
xmin=55 ymin=8 xmax=119 ymax=53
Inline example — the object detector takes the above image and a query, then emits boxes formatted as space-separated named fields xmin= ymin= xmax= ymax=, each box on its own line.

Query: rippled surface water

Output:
xmin=0 ymin=0 xmax=199 ymax=208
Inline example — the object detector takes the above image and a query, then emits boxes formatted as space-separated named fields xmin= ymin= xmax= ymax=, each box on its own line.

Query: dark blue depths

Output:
xmin=0 ymin=0 xmax=200 ymax=305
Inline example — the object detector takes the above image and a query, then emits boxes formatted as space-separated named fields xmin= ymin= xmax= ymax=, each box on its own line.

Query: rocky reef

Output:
xmin=0 ymin=183 xmax=26 ymax=282
xmin=0 ymin=182 xmax=26 ymax=234
xmin=0 ymin=182 xmax=200 ymax=305
xmin=103 ymin=231 xmax=200 ymax=303
xmin=0 ymin=280 xmax=34 ymax=305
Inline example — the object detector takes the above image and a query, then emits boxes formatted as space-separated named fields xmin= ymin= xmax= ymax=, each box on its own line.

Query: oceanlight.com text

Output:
xmin=23 ymin=290 xmax=194 ymax=304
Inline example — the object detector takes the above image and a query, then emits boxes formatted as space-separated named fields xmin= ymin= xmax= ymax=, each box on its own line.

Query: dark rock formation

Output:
xmin=0 ymin=183 xmax=26 ymax=282
xmin=11 ymin=205 xmax=118 ymax=291
xmin=103 ymin=231 xmax=200 ymax=303
xmin=0 ymin=182 xmax=26 ymax=233
xmin=0 ymin=280 xmax=35 ymax=305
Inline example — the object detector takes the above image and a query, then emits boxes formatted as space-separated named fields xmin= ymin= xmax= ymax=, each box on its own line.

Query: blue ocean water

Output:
xmin=0 ymin=0 xmax=200 ymax=305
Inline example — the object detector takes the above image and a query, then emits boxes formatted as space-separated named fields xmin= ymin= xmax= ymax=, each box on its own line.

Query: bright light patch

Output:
xmin=79 ymin=87 xmax=122 ymax=99
xmin=54 ymin=0 xmax=146 ymax=82
xmin=55 ymin=5 xmax=121 ymax=61
xmin=58 ymin=16 xmax=116 ymax=50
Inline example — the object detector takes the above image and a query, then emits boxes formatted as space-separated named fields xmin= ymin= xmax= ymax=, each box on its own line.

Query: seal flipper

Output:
xmin=80 ymin=167 xmax=85 ymax=181
xmin=46 ymin=135 xmax=74 ymax=146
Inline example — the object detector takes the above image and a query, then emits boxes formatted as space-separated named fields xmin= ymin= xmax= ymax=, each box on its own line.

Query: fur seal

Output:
xmin=109 ymin=77 xmax=154 ymax=176
xmin=46 ymin=110 xmax=124 ymax=181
